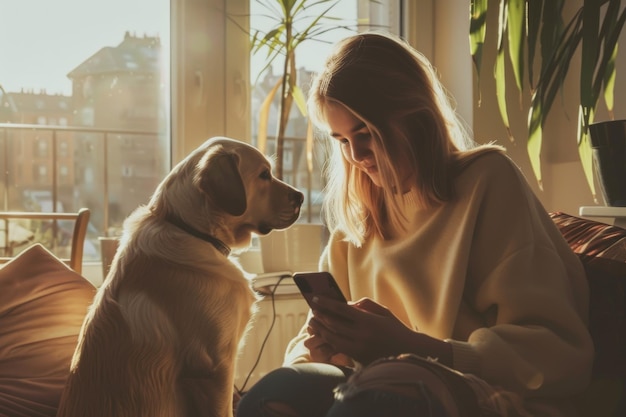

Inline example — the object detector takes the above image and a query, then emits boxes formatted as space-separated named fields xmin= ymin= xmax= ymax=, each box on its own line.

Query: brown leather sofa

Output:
xmin=550 ymin=212 xmax=626 ymax=417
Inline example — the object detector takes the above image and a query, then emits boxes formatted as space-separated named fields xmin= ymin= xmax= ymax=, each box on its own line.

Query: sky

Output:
xmin=0 ymin=0 xmax=357 ymax=96
xmin=0 ymin=0 xmax=169 ymax=96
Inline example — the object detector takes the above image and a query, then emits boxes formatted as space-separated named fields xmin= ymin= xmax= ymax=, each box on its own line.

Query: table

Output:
xmin=578 ymin=206 xmax=626 ymax=229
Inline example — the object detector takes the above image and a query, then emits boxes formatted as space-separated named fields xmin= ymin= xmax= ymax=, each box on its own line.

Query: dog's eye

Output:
xmin=259 ymin=169 xmax=272 ymax=180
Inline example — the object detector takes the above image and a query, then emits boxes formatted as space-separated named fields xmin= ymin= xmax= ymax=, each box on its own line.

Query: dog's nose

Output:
xmin=291 ymin=191 xmax=304 ymax=206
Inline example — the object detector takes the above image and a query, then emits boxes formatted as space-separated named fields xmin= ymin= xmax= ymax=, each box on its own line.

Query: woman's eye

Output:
xmin=259 ymin=169 xmax=272 ymax=180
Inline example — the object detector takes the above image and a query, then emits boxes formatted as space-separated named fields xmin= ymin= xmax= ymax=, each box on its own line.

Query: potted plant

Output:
xmin=469 ymin=0 xmax=626 ymax=202
xmin=248 ymin=0 xmax=350 ymax=180
xmin=239 ymin=0 xmax=355 ymax=274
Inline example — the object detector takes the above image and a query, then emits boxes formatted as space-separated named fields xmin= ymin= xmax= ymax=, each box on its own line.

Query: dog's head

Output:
xmin=149 ymin=137 xmax=304 ymax=249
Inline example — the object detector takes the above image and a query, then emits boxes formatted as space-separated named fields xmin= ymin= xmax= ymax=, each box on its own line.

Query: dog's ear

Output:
xmin=197 ymin=151 xmax=247 ymax=216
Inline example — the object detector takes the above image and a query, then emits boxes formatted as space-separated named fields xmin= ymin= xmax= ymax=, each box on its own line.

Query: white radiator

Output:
xmin=235 ymin=275 xmax=309 ymax=391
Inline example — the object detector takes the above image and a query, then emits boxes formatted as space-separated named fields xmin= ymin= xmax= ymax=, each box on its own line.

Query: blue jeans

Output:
xmin=235 ymin=363 xmax=348 ymax=417
xmin=235 ymin=355 xmax=472 ymax=417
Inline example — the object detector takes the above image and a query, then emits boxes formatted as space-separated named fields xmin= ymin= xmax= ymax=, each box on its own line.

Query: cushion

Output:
xmin=0 ymin=244 xmax=95 ymax=417
xmin=550 ymin=212 xmax=626 ymax=417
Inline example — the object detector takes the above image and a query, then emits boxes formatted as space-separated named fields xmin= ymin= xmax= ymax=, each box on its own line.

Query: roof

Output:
xmin=67 ymin=31 xmax=162 ymax=79
xmin=8 ymin=90 xmax=71 ymax=114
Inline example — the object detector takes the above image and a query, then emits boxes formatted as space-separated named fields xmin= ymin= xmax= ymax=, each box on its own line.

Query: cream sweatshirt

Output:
xmin=284 ymin=151 xmax=594 ymax=403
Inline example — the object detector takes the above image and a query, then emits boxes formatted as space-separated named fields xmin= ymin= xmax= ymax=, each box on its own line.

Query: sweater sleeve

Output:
xmin=447 ymin=154 xmax=594 ymax=396
xmin=283 ymin=233 xmax=354 ymax=367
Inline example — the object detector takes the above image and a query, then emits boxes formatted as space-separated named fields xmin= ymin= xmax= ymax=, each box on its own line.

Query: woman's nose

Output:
xmin=350 ymin=142 xmax=370 ymax=162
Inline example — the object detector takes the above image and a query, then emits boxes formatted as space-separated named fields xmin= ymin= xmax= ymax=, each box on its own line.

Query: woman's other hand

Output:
xmin=308 ymin=296 xmax=452 ymax=366
xmin=303 ymin=321 xmax=355 ymax=367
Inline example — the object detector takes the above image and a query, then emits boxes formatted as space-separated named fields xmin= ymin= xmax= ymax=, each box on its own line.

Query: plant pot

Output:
xmin=589 ymin=120 xmax=626 ymax=207
xmin=258 ymin=223 xmax=327 ymax=274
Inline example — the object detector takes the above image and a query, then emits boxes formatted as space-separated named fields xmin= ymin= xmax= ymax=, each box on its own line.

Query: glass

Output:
xmin=0 ymin=0 xmax=170 ymax=262
xmin=248 ymin=0 xmax=402 ymax=224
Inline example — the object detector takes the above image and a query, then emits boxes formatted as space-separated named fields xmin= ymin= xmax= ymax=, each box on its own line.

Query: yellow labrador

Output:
xmin=57 ymin=137 xmax=304 ymax=417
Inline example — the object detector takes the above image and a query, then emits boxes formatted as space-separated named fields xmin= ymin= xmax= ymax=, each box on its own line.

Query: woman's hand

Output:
xmin=303 ymin=323 xmax=355 ymax=367
xmin=307 ymin=296 xmax=452 ymax=366
xmin=303 ymin=332 xmax=337 ymax=363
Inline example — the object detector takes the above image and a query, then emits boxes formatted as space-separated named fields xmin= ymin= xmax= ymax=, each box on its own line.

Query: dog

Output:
xmin=56 ymin=137 xmax=304 ymax=417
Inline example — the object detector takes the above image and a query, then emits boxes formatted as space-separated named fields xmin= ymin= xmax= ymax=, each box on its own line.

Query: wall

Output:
xmin=408 ymin=0 xmax=626 ymax=216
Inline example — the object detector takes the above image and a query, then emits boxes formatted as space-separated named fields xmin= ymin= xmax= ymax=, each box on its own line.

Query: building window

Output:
xmin=36 ymin=139 xmax=49 ymax=158
xmin=121 ymin=165 xmax=133 ymax=177
xmin=59 ymin=164 xmax=69 ymax=184
xmin=35 ymin=165 xmax=47 ymax=183
xmin=59 ymin=141 xmax=69 ymax=157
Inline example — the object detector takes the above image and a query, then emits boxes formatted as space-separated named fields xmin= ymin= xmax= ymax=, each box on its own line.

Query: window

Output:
xmin=248 ymin=0 xmax=403 ymax=223
xmin=59 ymin=141 xmax=69 ymax=157
xmin=1 ymin=0 xmax=170 ymax=262
xmin=36 ymin=140 xmax=49 ymax=158
xmin=36 ymin=165 xmax=47 ymax=181
xmin=0 ymin=0 xmax=405 ymax=267
xmin=59 ymin=164 xmax=69 ymax=179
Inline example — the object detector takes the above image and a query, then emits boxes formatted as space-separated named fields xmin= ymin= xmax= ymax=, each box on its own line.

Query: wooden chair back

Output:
xmin=0 ymin=208 xmax=90 ymax=274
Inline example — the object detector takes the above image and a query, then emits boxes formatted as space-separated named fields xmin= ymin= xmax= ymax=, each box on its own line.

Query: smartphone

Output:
xmin=293 ymin=271 xmax=347 ymax=309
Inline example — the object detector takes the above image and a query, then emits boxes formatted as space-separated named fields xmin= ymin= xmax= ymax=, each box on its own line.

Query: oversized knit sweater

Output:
xmin=284 ymin=151 xmax=594 ymax=407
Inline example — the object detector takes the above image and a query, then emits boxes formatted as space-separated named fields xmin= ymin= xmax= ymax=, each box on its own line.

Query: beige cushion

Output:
xmin=0 ymin=244 xmax=95 ymax=417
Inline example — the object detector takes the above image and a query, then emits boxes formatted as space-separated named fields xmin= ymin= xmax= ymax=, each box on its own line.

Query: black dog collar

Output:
xmin=167 ymin=217 xmax=231 ymax=257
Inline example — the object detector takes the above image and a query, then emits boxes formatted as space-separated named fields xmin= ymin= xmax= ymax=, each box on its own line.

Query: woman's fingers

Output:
xmin=304 ymin=334 xmax=337 ymax=363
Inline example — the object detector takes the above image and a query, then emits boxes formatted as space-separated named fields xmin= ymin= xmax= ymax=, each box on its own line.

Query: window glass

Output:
xmin=0 ymin=0 xmax=170 ymax=262
xmin=249 ymin=0 xmax=401 ymax=223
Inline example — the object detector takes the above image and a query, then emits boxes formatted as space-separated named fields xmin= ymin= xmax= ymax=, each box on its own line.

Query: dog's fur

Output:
xmin=56 ymin=137 xmax=304 ymax=417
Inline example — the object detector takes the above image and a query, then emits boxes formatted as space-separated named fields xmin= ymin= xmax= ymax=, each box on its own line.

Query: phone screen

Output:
xmin=293 ymin=272 xmax=347 ymax=308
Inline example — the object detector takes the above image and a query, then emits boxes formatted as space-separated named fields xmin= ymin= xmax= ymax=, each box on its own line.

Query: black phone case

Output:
xmin=293 ymin=272 xmax=347 ymax=308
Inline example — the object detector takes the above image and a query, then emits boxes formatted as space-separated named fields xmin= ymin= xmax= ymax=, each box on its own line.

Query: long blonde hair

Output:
xmin=308 ymin=32 xmax=501 ymax=245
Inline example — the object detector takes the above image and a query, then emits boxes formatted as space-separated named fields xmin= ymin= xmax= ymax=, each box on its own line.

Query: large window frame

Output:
xmin=171 ymin=0 xmax=251 ymax=164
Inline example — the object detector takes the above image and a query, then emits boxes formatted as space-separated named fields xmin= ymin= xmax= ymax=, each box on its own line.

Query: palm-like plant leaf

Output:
xmin=495 ymin=1 xmax=513 ymax=140
xmin=470 ymin=0 xmax=489 ymax=77
xmin=470 ymin=0 xmax=625 ymax=200
xmin=507 ymin=0 xmax=525 ymax=92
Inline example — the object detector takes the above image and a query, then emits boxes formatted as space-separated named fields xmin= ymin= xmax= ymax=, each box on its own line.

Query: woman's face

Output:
xmin=325 ymin=102 xmax=383 ymax=187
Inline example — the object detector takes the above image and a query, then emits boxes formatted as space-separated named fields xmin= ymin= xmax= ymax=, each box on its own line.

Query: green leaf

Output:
xmin=507 ymin=0 xmax=526 ymax=92
xmin=577 ymin=106 xmax=596 ymax=201
xmin=492 ymin=0 xmax=513 ymax=139
xmin=257 ymin=78 xmax=283 ymax=154
xmin=534 ymin=9 xmax=582 ymax=130
xmin=537 ymin=1 xmax=565 ymax=91
xmin=526 ymin=0 xmax=542 ymax=87
xmin=527 ymin=99 xmax=544 ymax=190
xmin=580 ymin=0 xmax=600 ymax=130
xmin=495 ymin=46 xmax=513 ymax=141
xmin=292 ymin=85 xmax=308 ymax=116
xmin=597 ymin=4 xmax=626 ymax=116
xmin=469 ymin=0 xmax=488 ymax=75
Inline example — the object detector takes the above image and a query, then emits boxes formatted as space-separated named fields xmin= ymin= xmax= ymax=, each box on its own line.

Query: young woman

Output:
xmin=236 ymin=32 xmax=593 ymax=417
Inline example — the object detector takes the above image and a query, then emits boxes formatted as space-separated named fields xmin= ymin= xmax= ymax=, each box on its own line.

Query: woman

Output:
xmin=236 ymin=32 xmax=593 ymax=417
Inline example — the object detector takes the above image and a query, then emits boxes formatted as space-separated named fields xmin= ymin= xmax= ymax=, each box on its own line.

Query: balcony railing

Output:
xmin=0 ymin=123 xmax=324 ymax=261
xmin=0 ymin=123 xmax=167 ymax=261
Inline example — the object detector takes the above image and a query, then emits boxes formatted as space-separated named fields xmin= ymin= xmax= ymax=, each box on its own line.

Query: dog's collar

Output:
xmin=167 ymin=217 xmax=231 ymax=257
